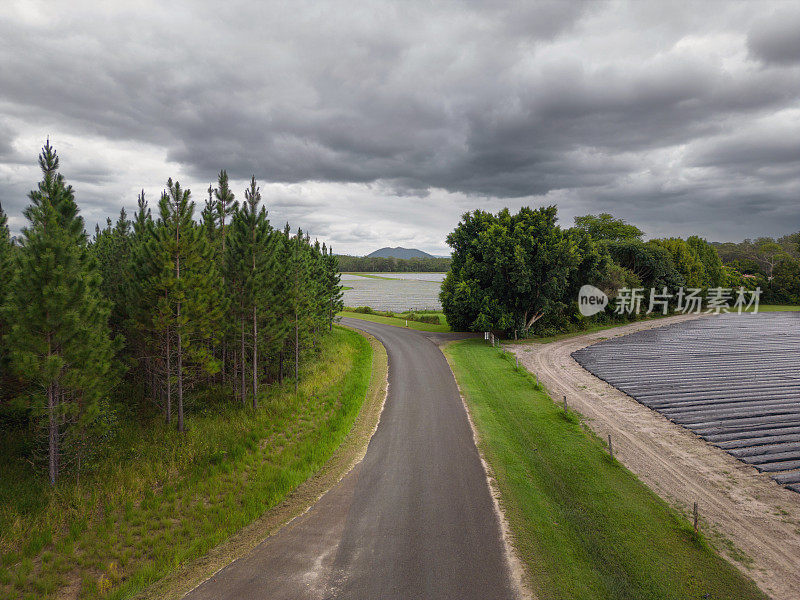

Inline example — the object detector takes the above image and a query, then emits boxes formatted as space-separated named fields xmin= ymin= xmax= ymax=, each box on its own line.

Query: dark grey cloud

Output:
xmin=748 ymin=7 xmax=800 ymax=65
xmin=0 ymin=0 xmax=799 ymax=254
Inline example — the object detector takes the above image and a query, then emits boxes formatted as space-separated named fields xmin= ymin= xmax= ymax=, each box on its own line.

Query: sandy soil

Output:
xmin=508 ymin=315 xmax=800 ymax=600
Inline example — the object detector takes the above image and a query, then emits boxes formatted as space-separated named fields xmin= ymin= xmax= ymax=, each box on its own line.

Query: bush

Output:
xmin=403 ymin=312 xmax=440 ymax=324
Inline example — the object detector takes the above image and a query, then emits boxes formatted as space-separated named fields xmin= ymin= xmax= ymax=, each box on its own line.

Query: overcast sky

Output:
xmin=1 ymin=1 xmax=799 ymax=255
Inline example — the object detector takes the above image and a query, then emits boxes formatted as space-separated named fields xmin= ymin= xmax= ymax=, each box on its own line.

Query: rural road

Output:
xmin=185 ymin=318 xmax=519 ymax=600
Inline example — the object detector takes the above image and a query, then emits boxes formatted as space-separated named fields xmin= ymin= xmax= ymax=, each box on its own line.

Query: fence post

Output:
xmin=563 ymin=395 xmax=568 ymax=411
xmin=693 ymin=502 xmax=699 ymax=533
xmin=608 ymin=434 xmax=614 ymax=460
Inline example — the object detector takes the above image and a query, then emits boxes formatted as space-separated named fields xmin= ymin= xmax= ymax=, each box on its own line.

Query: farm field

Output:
xmin=340 ymin=272 xmax=445 ymax=311
xmin=573 ymin=312 xmax=800 ymax=493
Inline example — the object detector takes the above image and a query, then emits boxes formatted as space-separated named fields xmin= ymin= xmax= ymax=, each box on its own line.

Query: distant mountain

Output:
xmin=366 ymin=247 xmax=436 ymax=259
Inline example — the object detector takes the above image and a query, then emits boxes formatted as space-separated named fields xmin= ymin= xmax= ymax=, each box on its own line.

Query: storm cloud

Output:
xmin=1 ymin=0 xmax=799 ymax=253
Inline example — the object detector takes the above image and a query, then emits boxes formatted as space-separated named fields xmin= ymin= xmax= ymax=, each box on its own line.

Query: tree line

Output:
xmin=441 ymin=208 xmax=800 ymax=336
xmin=335 ymin=255 xmax=451 ymax=272
xmin=712 ymin=236 xmax=800 ymax=304
xmin=0 ymin=142 xmax=343 ymax=485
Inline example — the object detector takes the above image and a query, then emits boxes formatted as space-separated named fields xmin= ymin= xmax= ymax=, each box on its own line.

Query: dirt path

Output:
xmin=508 ymin=316 xmax=800 ymax=600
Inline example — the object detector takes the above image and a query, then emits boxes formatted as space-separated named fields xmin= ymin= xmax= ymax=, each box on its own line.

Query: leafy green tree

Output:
xmin=651 ymin=238 xmax=706 ymax=288
xmin=553 ymin=227 xmax=612 ymax=326
xmin=605 ymin=240 xmax=683 ymax=291
xmin=686 ymin=236 xmax=724 ymax=287
xmin=727 ymin=258 xmax=764 ymax=276
xmin=754 ymin=239 xmax=789 ymax=278
xmin=574 ymin=213 xmax=644 ymax=242
xmin=442 ymin=206 xmax=578 ymax=334
xmin=4 ymin=141 xmax=118 ymax=485
xmin=766 ymin=257 xmax=800 ymax=304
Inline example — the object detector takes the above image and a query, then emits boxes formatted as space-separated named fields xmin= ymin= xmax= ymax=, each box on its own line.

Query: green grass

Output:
xmin=339 ymin=310 xmax=451 ymax=332
xmin=445 ymin=339 xmax=767 ymax=600
xmin=0 ymin=326 xmax=373 ymax=600
xmin=745 ymin=304 xmax=800 ymax=312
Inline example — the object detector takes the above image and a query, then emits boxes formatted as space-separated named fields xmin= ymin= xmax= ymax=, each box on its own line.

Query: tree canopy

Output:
xmin=0 ymin=142 xmax=343 ymax=485
xmin=574 ymin=213 xmax=644 ymax=242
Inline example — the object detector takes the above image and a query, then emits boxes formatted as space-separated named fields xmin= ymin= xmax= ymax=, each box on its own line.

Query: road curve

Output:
xmin=185 ymin=318 xmax=518 ymax=600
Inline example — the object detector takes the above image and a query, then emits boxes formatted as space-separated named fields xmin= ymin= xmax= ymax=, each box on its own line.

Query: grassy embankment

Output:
xmin=339 ymin=310 xmax=450 ymax=332
xmin=0 ymin=326 xmax=374 ymax=600
xmin=445 ymin=339 xmax=768 ymax=600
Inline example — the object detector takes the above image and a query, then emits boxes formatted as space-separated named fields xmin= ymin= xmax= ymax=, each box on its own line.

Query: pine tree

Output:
xmin=0 ymin=203 xmax=14 ymax=392
xmin=322 ymin=243 xmax=344 ymax=332
xmin=4 ymin=141 xmax=118 ymax=485
xmin=143 ymin=179 xmax=224 ymax=431
xmin=213 ymin=171 xmax=237 ymax=385
xmin=214 ymin=170 xmax=237 ymax=253
xmin=92 ymin=207 xmax=132 ymax=337
xmin=126 ymin=191 xmax=161 ymax=406
xmin=285 ymin=227 xmax=311 ymax=394
xmin=225 ymin=177 xmax=276 ymax=408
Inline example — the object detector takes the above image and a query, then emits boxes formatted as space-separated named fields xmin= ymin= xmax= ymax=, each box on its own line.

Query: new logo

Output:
xmin=578 ymin=285 xmax=608 ymax=317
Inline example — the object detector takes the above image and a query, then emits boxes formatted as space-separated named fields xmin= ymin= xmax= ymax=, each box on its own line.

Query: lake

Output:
xmin=340 ymin=272 xmax=446 ymax=311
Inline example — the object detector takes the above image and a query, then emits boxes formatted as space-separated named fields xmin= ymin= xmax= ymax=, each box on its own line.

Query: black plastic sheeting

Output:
xmin=572 ymin=312 xmax=800 ymax=494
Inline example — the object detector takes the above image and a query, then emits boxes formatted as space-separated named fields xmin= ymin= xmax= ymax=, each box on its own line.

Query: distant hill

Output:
xmin=367 ymin=247 xmax=435 ymax=259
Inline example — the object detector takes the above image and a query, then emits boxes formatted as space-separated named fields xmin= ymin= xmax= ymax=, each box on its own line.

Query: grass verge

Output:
xmin=0 ymin=326 xmax=375 ymax=600
xmin=339 ymin=310 xmax=451 ymax=332
xmin=444 ymin=339 xmax=768 ymax=600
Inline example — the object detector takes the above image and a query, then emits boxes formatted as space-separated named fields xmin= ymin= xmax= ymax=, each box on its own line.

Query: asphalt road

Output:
xmin=185 ymin=318 xmax=518 ymax=600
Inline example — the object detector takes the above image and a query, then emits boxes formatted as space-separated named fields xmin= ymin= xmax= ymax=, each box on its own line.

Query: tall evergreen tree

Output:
xmin=213 ymin=170 xmax=236 ymax=384
xmin=285 ymin=227 xmax=311 ymax=394
xmin=4 ymin=141 xmax=118 ymax=485
xmin=214 ymin=170 xmax=237 ymax=253
xmin=126 ymin=191 xmax=162 ymax=406
xmin=0 ymin=203 xmax=14 ymax=391
xmin=143 ymin=179 xmax=224 ymax=431
xmin=226 ymin=177 xmax=276 ymax=407
xmin=92 ymin=207 xmax=132 ymax=337
xmin=322 ymin=243 xmax=344 ymax=332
